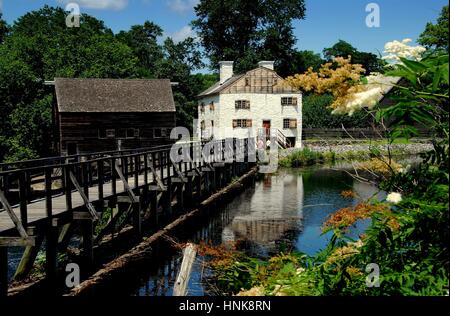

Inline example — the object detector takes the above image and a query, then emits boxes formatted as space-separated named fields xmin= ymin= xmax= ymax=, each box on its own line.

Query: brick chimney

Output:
xmin=219 ymin=61 xmax=234 ymax=84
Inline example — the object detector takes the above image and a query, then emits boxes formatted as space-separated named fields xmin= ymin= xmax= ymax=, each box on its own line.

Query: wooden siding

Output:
xmin=58 ymin=112 xmax=176 ymax=155
xmin=222 ymin=67 xmax=297 ymax=94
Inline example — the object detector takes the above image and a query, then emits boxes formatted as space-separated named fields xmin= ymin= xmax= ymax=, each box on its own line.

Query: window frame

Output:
xmin=235 ymin=100 xmax=250 ymax=110
xmin=281 ymin=97 xmax=298 ymax=106
xmin=233 ymin=119 xmax=253 ymax=129
xmin=283 ymin=118 xmax=298 ymax=129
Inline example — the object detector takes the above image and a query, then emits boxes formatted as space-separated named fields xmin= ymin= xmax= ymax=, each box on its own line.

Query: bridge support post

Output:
xmin=0 ymin=247 xmax=7 ymax=297
xmin=45 ymin=219 xmax=59 ymax=292
xmin=204 ymin=171 xmax=211 ymax=196
xmin=176 ymin=183 xmax=184 ymax=214
xmin=226 ymin=164 xmax=232 ymax=183
xmin=80 ymin=219 xmax=94 ymax=272
xmin=215 ymin=167 xmax=223 ymax=189
xmin=14 ymin=230 xmax=44 ymax=281
xmin=160 ymin=183 xmax=172 ymax=222
xmin=132 ymin=197 xmax=142 ymax=235
xmin=184 ymin=176 xmax=194 ymax=208
xmin=196 ymin=175 xmax=202 ymax=202
xmin=149 ymin=190 xmax=159 ymax=229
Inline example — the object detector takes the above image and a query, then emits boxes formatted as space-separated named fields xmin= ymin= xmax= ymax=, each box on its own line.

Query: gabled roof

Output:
xmin=198 ymin=66 xmax=296 ymax=98
xmin=197 ymin=74 xmax=245 ymax=98
xmin=55 ymin=78 xmax=176 ymax=113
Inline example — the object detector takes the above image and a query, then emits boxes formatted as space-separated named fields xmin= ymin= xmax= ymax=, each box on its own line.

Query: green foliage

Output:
xmin=116 ymin=21 xmax=164 ymax=77
xmin=279 ymin=148 xmax=325 ymax=168
xmin=8 ymin=6 xmax=138 ymax=79
xmin=303 ymin=94 xmax=372 ymax=128
xmin=377 ymin=53 xmax=449 ymax=141
xmin=192 ymin=0 xmax=306 ymax=76
xmin=4 ymin=95 xmax=53 ymax=162
xmin=0 ymin=13 xmax=8 ymax=43
xmin=418 ymin=5 xmax=449 ymax=52
xmin=209 ymin=49 xmax=449 ymax=296
xmin=291 ymin=50 xmax=324 ymax=73
xmin=0 ymin=6 xmax=206 ymax=162
xmin=323 ymin=40 xmax=386 ymax=74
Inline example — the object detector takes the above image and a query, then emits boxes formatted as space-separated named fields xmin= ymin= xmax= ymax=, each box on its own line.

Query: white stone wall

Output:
xmin=197 ymin=95 xmax=220 ymax=140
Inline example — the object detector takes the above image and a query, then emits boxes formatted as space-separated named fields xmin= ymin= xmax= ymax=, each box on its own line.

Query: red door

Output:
xmin=262 ymin=120 xmax=271 ymax=136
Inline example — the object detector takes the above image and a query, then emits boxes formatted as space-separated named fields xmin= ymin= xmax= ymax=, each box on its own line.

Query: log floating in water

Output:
xmin=173 ymin=243 xmax=197 ymax=296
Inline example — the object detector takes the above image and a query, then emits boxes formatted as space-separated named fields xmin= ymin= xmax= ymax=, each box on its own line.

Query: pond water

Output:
xmin=129 ymin=166 xmax=384 ymax=296
xmin=5 ymin=166 xmax=384 ymax=294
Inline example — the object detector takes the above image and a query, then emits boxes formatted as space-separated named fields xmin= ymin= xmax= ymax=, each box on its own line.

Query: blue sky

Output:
xmin=0 ymin=0 xmax=447 ymax=57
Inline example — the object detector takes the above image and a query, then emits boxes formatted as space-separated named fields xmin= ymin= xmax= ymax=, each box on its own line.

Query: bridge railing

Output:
xmin=0 ymin=138 xmax=251 ymax=231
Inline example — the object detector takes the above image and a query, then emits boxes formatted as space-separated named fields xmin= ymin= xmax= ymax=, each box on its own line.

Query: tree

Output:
xmin=418 ymin=5 xmax=449 ymax=52
xmin=116 ymin=21 xmax=164 ymax=77
xmin=155 ymin=37 xmax=205 ymax=129
xmin=8 ymin=6 xmax=138 ymax=79
xmin=192 ymin=0 xmax=306 ymax=76
xmin=291 ymin=50 xmax=324 ymax=73
xmin=302 ymin=94 xmax=371 ymax=129
xmin=0 ymin=47 xmax=45 ymax=161
xmin=323 ymin=40 xmax=385 ymax=74
xmin=0 ymin=13 xmax=8 ymax=43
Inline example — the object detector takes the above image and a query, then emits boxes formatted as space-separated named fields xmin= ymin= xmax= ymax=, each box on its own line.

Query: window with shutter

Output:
xmin=290 ymin=119 xmax=297 ymax=129
xmin=281 ymin=97 xmax=298 ymax=106
xmin=283 ymin=119 xmax=298 ymax=129
xmin=233 ymin=119 xmax=252 ymax=128
xmin=235 ymin=100 xmax=251 ymax=110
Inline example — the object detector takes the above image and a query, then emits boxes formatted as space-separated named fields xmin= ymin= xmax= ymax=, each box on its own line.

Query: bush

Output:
xmin=279 ymin=148 xmax=325 ymax=167
xmin=303 ymin=94 xmax=372 ymax=128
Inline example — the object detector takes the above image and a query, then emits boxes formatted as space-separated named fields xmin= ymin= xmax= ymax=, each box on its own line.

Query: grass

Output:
xmin=279 ymin=148 xmax=328 ymax=168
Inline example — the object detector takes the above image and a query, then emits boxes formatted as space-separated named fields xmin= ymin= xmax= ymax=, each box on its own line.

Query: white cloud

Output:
xmin=168 ymin=25 xmax=198 ymax=43
xmin=58 ymin=0 xmax=129 ymax=11
xmin=167 ymin=0 xmax=199 ymax=14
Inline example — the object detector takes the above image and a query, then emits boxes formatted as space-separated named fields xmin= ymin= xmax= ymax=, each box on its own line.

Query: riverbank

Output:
xmin=203 ymin=139 xmax=448 ymax=296
xmin=278 ymin=140 xmax=433 ymax=168
xmin=282 ymin=140 xmax=433 ymax=159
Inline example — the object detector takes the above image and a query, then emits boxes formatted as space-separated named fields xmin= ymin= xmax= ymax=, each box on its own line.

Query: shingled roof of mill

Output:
xmin=55 ymin=78 xmax=176 ymax=113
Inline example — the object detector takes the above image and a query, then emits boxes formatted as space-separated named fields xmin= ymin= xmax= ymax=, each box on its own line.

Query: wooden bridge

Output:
xmin=0 ymin=139 xmax=255 ymax=296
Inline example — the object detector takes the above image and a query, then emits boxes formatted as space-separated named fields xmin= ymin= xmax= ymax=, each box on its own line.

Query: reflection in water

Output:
xmin=224 ymin=170 xmax=305 ymax=256
xmin=130 ymin=166 xmax=381 ymax=296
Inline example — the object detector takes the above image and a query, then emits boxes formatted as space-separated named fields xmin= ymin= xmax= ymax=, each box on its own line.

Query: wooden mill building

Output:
xmin=53 ymin=78 xmax=177 ymax=156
